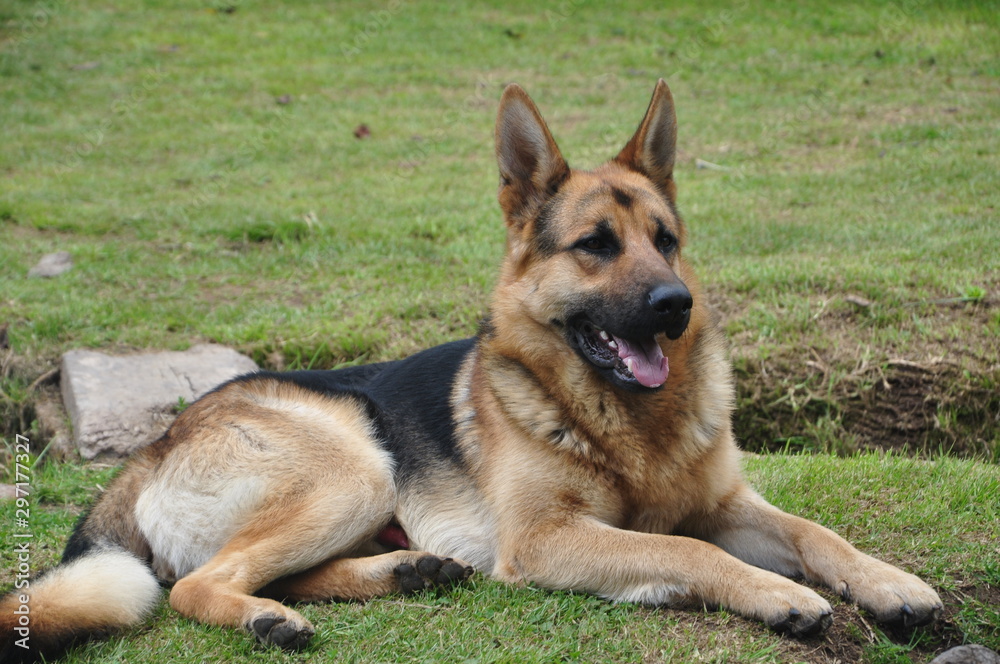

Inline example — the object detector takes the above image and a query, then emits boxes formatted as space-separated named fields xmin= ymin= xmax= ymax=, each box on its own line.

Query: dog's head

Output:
xmin=490 ymin=80 xmax=696 ymax=393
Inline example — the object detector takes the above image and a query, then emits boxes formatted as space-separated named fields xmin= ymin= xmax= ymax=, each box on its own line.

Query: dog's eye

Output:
xmin=657 ymin=233 xmax=677 ymax=254
xmin=576 ymin=235 xmax=617 ymax=257
xmin=574 ymin=221 xmax=619 ymax=257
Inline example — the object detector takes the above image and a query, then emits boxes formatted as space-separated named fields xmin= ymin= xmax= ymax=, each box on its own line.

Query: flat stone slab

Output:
xmin=61 ymin=344 xmax=258 ymax=459
xmin=28 ymin=251 xmax=73 ymax=278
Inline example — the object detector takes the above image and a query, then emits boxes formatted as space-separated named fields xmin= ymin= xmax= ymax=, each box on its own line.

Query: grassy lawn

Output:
xmin=1 ymin=0 xmax=997 ymax=456
xmin=1 ymin=0 xmax=998 ymax=662
xmin=1 ymin=454 xmax=997 ymax=663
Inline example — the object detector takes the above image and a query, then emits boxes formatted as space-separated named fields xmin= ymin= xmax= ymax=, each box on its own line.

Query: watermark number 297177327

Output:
xmin=10 ymin=434 xmax=34 ymax=651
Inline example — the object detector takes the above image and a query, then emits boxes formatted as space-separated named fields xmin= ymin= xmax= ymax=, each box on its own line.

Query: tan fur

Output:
xmin=141 ymin=378 xmax=403 ymax=645
xmin=466 ymin=80 xmax=941 ymax=635
xmin=135 ymin=378 xmax=396 ymax=584
xmin=2 ymin=80 xmax=942 ymax=661
xmin=465 ymin=80 xmax=940 ymax=635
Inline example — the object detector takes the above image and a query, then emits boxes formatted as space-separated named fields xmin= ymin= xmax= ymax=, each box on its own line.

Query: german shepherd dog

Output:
xmin=2 ymin=81 xmax=942 ymax=662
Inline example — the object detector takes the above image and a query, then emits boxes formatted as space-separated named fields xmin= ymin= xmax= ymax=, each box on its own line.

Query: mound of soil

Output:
xmin=726 ymin=297 xmax=999 ymax=459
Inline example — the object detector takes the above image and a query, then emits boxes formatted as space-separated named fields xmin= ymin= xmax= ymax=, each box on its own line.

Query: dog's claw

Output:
xmin=888 ymin=601 xmax=942 ymax=628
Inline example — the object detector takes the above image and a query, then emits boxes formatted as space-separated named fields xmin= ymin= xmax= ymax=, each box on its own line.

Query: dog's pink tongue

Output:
xmin=614 ymin=336 xmax=669 ymax=388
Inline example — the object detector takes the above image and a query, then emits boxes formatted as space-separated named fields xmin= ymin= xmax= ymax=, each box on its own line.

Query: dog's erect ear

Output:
xmin=614 ymin=79 xmax=678 ymax=203
xmin=495 ymin=84 xmax=570 ymax=229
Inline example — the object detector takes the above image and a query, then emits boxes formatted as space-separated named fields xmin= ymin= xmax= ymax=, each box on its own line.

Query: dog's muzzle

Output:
xmin=567 ymin=281 xmax=692 ymax=391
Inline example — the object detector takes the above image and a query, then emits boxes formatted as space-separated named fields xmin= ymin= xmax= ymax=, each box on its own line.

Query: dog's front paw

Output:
xmin=837 ymin=562 xmax=943 ymax=627
xmin=761 ymin=583 xmax=834 ymax=637
xmin=735 ymin=572 xmax=834 ymax=637
xmin=768 ymin=605 xmax=834 ymax=637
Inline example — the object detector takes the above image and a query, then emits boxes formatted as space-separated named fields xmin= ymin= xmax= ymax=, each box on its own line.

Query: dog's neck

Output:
xmin=473 ymin=299 xmax=734 ymax=483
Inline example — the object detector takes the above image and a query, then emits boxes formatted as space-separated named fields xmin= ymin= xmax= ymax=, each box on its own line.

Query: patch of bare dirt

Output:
xmin=845 ymin=359 xmax=997 ymax=455
xmin=718 ymin=292 xmax=1000 ymax=459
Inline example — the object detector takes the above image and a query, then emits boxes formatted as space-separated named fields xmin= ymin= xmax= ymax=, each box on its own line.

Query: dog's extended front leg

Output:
xmin=687 ymin=484 xmax=943 ymax=627
xmin=494 ymin=517 xmax=833 ymax=636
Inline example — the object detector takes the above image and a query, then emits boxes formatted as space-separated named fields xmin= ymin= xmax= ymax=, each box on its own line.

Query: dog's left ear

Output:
xmin=495 ymin=84 xmax=570 ymax=229
xmin=615 ymin=79 xmax=678 ymax=203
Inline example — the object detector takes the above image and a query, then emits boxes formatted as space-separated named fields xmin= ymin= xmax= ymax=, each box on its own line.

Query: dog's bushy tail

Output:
xmin=2 ymin=455 xmax=161 ymax=664
xmin=0 ymin=545 xmax=160 ymax=664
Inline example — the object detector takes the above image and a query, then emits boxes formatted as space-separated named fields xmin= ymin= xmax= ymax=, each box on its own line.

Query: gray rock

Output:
xmin=28 ymin=251 xmax=73 ymax=278
xmin=929 ymin=645 xmax=1000 ymax=664
xmin=61 ymin=344 xmax=258 ymax=459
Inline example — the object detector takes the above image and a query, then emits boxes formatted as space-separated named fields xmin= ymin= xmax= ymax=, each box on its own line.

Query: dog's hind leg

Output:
xmin=261 ymin=550 xmax=474 ymax=602
xmin=170 ymin=541 xmax=315 ymax=649
xmin=157 ymin=389 xmax=407 ymax=649
xmin=168 ymin=479 xmax=398 ymax=650
xmin=170 ymin=510 xmax=474 ymax=649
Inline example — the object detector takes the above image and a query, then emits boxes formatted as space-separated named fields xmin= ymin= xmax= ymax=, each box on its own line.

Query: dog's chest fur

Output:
xmin=453 ymin=322 xmax=740 ymax=535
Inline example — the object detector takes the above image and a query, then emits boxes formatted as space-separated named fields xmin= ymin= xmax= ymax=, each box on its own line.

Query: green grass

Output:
xmin=2 ymin=453 xmax=997 ymax=663
xmin=1 ymin=1 xmax=996 ymax=364
xmin=2 ymin=0 xmax=997 ymax=455
xmin=1 ymin=0 xmax=999 ymax=661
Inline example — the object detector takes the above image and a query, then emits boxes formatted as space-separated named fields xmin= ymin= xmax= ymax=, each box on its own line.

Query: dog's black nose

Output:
xmin=648 ymin=283 xmax=692 ymax=315
xmin=647 ymin=283 xmax=692 ymax=339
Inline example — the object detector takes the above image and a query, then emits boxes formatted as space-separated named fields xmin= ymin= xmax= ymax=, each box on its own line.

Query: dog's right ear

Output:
xmin=495 ymin=84 xmax=570 ymax=230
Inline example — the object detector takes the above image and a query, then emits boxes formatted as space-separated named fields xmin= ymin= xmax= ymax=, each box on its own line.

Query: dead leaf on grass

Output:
xmin=844 ymin=294 xmax=872 ymax=309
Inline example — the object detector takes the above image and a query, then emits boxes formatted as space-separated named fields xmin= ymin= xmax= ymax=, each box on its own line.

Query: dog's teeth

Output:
xmin=598 ymin=330 xmax=610 ymax=342
xmin=624 ymin=358 xmax=635 ymax=376
xmin=608 ymin=340 xmax=618 ymax=350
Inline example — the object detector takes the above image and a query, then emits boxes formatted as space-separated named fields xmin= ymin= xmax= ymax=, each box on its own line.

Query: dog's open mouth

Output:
xmin=571 ymin=320 xmax=669 ymax=389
